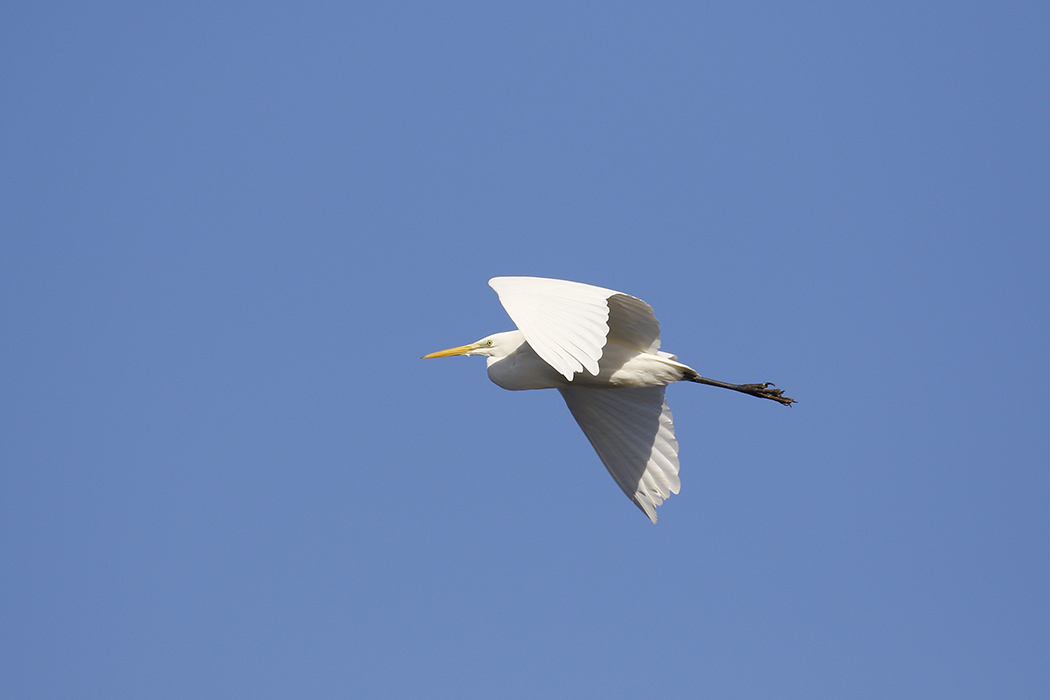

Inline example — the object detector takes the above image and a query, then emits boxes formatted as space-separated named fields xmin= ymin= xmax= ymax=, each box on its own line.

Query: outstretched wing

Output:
xmin=489 ymin=276 xmax=662 ymax=381
xmin=559 ymin=385 xmax=681 ymax=522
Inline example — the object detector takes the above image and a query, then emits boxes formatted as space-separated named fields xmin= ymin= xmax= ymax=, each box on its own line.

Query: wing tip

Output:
xmin=635 ymin=497 xmax=659 ymax=523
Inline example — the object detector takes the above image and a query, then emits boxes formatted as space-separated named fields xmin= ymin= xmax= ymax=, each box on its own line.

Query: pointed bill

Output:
xmin=422 ymin=343 xmax=475 ymax=359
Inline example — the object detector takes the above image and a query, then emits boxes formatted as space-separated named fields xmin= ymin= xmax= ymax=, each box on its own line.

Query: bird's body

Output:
xmin=424 ymin=276 xmax=793 ymax=522
xmin=483 ymin=330 xmax=691 ymax=391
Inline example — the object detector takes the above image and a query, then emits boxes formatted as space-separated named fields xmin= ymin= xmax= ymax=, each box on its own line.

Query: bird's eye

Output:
xmin=482 ymin=340 xmax=493 ymax=347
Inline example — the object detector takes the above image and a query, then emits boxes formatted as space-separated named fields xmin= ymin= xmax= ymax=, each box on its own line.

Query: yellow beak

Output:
xmin=421 ymin=343 xmax=475 ymax=359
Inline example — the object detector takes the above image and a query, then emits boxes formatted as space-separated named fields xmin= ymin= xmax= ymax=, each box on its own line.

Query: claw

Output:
xmin=747 ymin=383 xmax=795 ymax=406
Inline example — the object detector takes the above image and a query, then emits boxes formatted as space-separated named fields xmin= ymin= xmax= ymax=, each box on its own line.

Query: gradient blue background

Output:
xmin=3 ymin=3 xmax=1048 ymax=698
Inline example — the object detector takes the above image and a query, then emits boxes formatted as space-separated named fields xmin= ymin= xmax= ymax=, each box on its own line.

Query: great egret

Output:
xmin=423 ymin=276 xmax=793 ymax=522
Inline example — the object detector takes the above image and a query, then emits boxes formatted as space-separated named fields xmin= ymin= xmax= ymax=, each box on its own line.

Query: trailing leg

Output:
xmin=685 ymin=370 xmax=795 ymax=406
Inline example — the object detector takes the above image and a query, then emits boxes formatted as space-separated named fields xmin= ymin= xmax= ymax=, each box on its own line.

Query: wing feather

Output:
xmin=559 ymin=385 xmax=681 ymax=522
xmin=606 ymin=293 xmax=662 ymax=354
xmin=489 ymin=276 xmax=663 ymax=381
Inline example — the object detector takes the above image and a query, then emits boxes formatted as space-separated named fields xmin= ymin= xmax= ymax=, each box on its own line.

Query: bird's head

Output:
xmin=422 ymin=331 xmax=522 ymax=360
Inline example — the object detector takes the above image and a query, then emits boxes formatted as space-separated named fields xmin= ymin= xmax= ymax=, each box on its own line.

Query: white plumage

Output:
xmin=560 ymin=385 xmax=679 ymax=522
xmin=423 ymin=276 xmax=793 ymax=522
xmin=489 ymin=276 xmax=661 ymax=380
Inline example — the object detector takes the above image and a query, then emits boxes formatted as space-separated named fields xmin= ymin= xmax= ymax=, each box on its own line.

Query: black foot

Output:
xmin=739 ymin=383 xmax=795 ymax=406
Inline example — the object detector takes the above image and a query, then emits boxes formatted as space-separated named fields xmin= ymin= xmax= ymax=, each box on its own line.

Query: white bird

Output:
xmin=423 ymin=276 xmax=793 ymax=522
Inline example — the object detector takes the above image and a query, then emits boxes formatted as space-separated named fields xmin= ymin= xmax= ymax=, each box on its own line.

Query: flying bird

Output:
xmin=423 ymin=276 xmax=794 ymax=522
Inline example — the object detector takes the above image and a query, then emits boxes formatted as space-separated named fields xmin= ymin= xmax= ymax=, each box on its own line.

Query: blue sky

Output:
xmin=3 ymin=2 xmax=1048 ymax=698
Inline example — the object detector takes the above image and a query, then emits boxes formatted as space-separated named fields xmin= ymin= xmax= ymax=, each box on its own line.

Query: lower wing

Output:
xmin=559 ymin=386 xmax=681 ymax=522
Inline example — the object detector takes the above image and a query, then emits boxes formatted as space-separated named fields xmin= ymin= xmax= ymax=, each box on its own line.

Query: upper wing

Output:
xmin=559 ymin=385 xmax=681 ymax=522
xmin=606 ymin=292 xmax=662 ymax=355
xmin=489 ymin=276 xmax=662 ymax=381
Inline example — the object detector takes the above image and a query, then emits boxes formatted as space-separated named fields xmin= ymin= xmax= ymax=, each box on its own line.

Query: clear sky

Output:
xmin=3 ymin=3 xmax=1048 ymax=698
